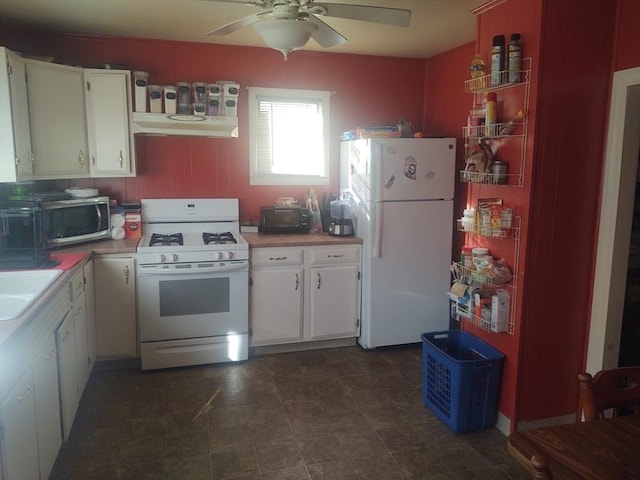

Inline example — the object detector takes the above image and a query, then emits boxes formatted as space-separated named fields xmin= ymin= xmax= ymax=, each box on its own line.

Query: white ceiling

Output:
xmin=0 ymin=0 xmax=485 ymax=59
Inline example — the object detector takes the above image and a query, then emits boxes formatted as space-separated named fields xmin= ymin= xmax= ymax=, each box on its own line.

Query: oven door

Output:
xmin=136 ymin=261 xmax=248 ymax=342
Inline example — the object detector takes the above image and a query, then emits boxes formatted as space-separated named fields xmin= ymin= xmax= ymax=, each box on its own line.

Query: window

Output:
xmin=248 ymin=86 xmax=330 ymax=186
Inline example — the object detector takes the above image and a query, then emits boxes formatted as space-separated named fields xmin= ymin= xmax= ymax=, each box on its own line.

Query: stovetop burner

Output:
xmin=203 ymin=232 xmax=237 ymax=245
xmin=149 ymin=233 xmax=184 ymax=247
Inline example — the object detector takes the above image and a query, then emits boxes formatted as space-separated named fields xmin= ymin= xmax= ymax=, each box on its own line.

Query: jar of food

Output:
xmin=492 ymin=160 xmax=508 ymax=184
xmin=461 ymin=246 xmax=474 ymax=268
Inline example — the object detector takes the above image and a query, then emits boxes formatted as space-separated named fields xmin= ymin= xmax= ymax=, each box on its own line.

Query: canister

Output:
xmin=133 ymin=71 xmax=148 ymax=112
xmin=492 ymin=160 xmax=508 ymax=184
xmin=147 ymin=85 xmax=163 ymax=113
xmin=163 ymin=86 xmax=177 ymax=114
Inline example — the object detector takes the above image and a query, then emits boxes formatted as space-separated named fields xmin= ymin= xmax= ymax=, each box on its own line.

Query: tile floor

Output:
xmin=50 ymin=344 xmax=530 ymax=480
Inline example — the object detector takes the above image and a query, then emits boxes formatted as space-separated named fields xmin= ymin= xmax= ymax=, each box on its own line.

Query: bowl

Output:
xmin=65 ymin=188 xmax=99 ymax=198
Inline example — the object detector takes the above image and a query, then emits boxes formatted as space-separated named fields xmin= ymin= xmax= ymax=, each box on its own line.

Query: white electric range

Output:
xmin=136 ymin=198 xmax=249 ymax=370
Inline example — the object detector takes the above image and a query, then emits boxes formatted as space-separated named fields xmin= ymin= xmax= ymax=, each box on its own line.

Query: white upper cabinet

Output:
xmin=85 ymin=69 xmax=136 ymax=176
xmin=25 ymin=58 xmax=90 ymax=179
xmin=0 ymin=47 xmax=33 ymax=182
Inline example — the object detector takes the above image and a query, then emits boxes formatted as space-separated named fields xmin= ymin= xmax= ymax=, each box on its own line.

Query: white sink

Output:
xmin=0 ymin=269 xmax=64 ymax=321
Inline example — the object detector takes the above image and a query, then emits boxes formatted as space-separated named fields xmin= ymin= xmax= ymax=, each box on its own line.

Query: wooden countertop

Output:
xmin=243 ymin=232 xmax=362 ymax=248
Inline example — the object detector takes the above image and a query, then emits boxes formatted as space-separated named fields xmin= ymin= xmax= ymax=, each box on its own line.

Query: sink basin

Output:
xmin=0 ymin=269 xmax=63 ymax=321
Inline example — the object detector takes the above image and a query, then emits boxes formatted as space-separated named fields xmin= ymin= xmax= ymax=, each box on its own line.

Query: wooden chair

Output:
xmin=531 ymin=455 xmax=552 ymax=479
xmin=578 ymin=366 xmax=640 ymax=421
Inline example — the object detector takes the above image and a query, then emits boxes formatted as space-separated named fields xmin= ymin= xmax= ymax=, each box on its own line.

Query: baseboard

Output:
xmin=516 ymin=413 xmax=577 ymax=431
xmin=251 ymin=337 xmax=357 ymax=356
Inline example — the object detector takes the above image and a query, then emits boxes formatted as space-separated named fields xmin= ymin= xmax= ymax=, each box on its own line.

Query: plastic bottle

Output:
xmin=491 ymin=35 xmax=506 ymax=86
xmin=485 ymin=92 xmax=498 ymax=135
xmin=508 ymin=33 xmax=522 ymax=83
xmin=470 ymin=54 xmax=485 ymax=78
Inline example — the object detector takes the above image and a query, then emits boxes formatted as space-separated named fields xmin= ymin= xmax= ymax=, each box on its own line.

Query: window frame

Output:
xmin=248 ymin=86 xmax=331 ymax=186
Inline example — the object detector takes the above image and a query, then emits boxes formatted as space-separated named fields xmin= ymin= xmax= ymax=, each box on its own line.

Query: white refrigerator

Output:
xmin=340 ymin=137 xmax=456 ymax=348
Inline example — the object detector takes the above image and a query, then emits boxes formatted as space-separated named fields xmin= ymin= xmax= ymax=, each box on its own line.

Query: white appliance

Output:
xmin=340 ymin=137 xmax=456 ymax=348
xmin=136 ymin=198 xmax=249 ymax=370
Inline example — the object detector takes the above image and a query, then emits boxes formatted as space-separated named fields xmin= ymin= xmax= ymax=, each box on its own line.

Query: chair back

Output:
xmin=578 ymin=367 xmax=640 ymax=421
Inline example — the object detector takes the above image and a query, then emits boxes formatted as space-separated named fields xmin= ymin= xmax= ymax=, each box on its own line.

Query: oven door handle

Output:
xmin=137 ymin=262 xmax=248 ymax=276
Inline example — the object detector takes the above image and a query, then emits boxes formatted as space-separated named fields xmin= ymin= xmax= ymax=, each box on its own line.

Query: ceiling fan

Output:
xmin=202 ymin=0 xmax=411 ymax=60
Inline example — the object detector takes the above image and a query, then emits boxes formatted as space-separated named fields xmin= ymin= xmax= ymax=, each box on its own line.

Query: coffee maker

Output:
xmin=328 ymin=199 xmax=354 ymax=237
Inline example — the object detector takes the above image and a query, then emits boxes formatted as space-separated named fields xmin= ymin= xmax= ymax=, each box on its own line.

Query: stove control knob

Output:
xmin=172 ymin=254 xmax=178 ymax=262
xmin=221 ymin=251 xmax=234 ymax=260
xmin=158 ymin=254 xmax=166 ymax=263
xmin=213 ymin=251 xmax=223 ymax=260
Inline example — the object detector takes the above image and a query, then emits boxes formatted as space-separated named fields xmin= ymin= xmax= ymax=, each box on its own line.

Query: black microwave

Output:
xmin=41 ymin=196 xmax=111 ymax=247
xmin=259 ymin=206 xmax=310 ymax=234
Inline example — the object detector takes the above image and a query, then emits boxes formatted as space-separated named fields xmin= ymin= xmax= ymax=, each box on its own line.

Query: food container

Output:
xmin=176 ymin=82 xmax=191 ymax=104
xmin=224 ymin=98 xmax=237 ymax=117
xmin=208 ymin=83 xmax=222 ymax=96
xmin=147 ymin=85 xmax=163 ymax=113
xmin=192 ymin=103 xmax=206 ymax=116
xmin=222 ymin=83 xmax=240 ymax=97
xmin=163 ymin=86 xmax=177 ymax=114
xmin=207 ymin=97 xmax=221 ymax=116
xmin=192 ymin=82 xmax=207 ymax=103
xmin=133 ymin=71 xmax=148 ymax=112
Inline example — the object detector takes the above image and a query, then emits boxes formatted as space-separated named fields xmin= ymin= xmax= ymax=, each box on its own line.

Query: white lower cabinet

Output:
xmin=84 ymin=259 xmax=97 ymax=372
xmin=56 ymin=310 xmax=78 ymax=440
xmin=94 ymin=255 xmax=137 ymax=358
xmin=0 ymin=369 xmax=38 ymax=480
xmin=251 ymin=266 xmax=304 ymax=345
xmin=250 ymin=245 xmax=361 ymax=347
xmin=32 ymin=335 xmax=62 ymax=480
xmin=0 ymin=263 xmax=94 ymax=480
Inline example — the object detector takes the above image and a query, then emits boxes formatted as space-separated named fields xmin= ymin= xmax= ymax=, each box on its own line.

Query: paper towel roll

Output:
xmin=111 ymin=213 xmax=125 ymax=228
xmin=111 ymin=227 xmax=125 ymax=240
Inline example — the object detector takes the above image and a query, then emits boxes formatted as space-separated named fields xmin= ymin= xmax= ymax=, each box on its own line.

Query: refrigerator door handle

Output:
xmin=374 ymin=202 xmax=382 ymax=258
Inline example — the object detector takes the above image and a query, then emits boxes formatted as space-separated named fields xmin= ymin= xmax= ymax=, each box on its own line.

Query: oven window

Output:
xmin=159 ymin=278 xmax=230 ymax=317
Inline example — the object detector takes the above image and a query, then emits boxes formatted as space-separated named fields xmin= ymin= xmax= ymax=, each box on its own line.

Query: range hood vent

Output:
xmin=132 ymin=113 xmax=238 ymax=138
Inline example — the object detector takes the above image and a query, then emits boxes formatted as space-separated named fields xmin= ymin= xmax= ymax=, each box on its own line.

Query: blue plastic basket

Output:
xmin=421 ymin=330 xmax=505 ymax=434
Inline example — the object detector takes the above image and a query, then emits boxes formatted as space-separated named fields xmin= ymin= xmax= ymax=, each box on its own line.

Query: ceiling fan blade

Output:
xmin=311 ymin=3 xmax=411 ymax=27
xmin=307 ymin=15 xmax=347 ymax=48
xmin=197 ymin=0 xmax=272 ymax=6
xmin=205 ymin=13 xmax=264 ymax=35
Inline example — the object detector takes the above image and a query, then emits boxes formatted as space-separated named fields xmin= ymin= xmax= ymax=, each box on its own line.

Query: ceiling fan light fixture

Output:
xmin=253 ymin=19 xmax=319 ymax=60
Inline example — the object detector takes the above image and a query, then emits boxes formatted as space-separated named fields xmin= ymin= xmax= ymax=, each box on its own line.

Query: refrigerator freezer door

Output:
xmin=373 ymin=138 xmax=456 ymax=202
xmin=358 ymin=199 xmax=453 ymax=348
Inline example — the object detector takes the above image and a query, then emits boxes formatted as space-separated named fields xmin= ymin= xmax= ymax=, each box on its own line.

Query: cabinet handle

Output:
xmin=124 ymin=265 xmax=130 ymax=284
xmin=92 ymin=155 xmax=96 ymax=166
xmin=78 ymin=149 xmax=86 ymax=168
xmin=295 ymin=273 xmax=299 ymax=291
xmin=46 ymin=349 xmax=58 ymax=361
xmin=30 ymin=151 xmax=36 ymax=168
xmin=17 ymin=385 xmax=34 ymax=402
xmin=119 ymin=150 xmax=124 ymax=168
xmin=327 ymin=254 xmax=344 ymax=258
xmin=269 ymin=256 xmax=288 ymax=261
xmin=316 ymin=272 xmax=321 ymax=290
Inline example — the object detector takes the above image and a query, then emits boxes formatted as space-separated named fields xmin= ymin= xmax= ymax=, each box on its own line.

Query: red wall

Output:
xmin=614 ymin=0 xmax=640 ymax=70
xmin=0 ymin=29 xmax=426 ymax=223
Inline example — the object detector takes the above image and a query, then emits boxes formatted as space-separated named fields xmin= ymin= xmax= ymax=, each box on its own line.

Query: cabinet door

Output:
xmin=25 ymin=60 xmax=89 ymax=178
xmin=84 ymin=259 xmax=97 ymax=372
xmin=73 ymin=291 xmax=90 ymax=395
xmin=0 ymin=369 xmax=39 ymax=480
xmin=85 ymin=69 xmax=135 ymax=177
xmin=94 ymin=256 xmax=137 ymax=358
xmin=250 ymin=268 xmax=303 ymax=345
xmin=0 ymin=47 xmax=32 ymax=182
xmin=32 ymin=335 xmax=62 ymax=480
xmin=309 ymin=264 xmax=359 ymax=340
xmin=56 ymin=310 xmax=78 ymax=440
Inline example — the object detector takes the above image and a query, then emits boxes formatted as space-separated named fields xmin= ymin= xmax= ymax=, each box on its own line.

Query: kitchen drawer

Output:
xmin=70 ymin=267 xmax=84 ymax=302
xmin=251 ymin=248 xmax=304 ymax=267
xmin=307 ymin=246 xmax=360 ymax=265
